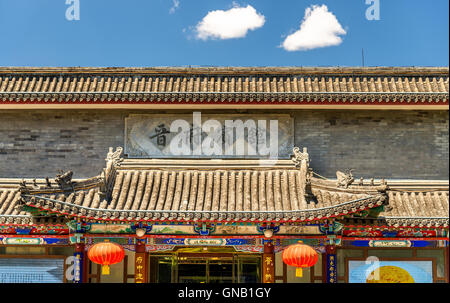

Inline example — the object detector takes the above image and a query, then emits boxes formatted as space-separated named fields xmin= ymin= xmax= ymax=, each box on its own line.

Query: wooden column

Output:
xmin=325 ymin=245 xmax=337 ymax=283
xmin=263 ymin=241 xmax=275 ymax=283
xmin=73 ymin=243 xmax=86 ymax=283
xmin=134 ymin=240 xmax=148 ymax=283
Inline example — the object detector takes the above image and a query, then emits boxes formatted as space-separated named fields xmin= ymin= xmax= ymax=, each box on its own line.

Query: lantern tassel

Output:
xmin=296 ymin=267 xmax=303 ymax=277
xmin=102 ymin=265 xmax=110 ymax=275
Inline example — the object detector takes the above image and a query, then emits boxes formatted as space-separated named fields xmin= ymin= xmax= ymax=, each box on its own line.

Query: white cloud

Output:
xmin=195 ymin=4 xmax=265 ymax=40
xmin=169 ymin=0 xmax=180 ymax=14
xmin=282 ymin=4 xmax=346 ymax=51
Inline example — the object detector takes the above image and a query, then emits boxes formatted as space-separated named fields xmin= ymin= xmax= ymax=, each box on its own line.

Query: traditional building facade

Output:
xmin=0 ymin=67 xmax=448 ymax=283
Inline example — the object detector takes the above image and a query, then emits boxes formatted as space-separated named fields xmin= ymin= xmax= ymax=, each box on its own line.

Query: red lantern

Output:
xmin=88 ymin=241 xmax=125 ymax=275
xmin=282 ymin=241 xmax=318 ymax=277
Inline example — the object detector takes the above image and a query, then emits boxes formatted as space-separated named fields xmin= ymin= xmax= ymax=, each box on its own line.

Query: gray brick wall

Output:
xmin=0 ymin=109 xmax=448 ymax=180
xmin=0 ymin=110 xmax=124 ymax=178
xmin=294 ymin=110 xmax=449 ymax=179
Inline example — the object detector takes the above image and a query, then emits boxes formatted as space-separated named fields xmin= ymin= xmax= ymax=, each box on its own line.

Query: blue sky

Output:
xmin=0 ymin=0 xmax=448 ymax=67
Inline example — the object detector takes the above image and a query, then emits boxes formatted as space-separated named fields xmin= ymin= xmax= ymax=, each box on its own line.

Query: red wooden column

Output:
xmin=134 ymin=240 xmax=148 ymax=283
xmin=263 ymin=241 xmax=275 ymax=283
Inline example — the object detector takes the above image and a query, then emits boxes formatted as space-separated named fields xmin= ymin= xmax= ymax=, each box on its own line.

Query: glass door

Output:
xmin=236 ymin=255 xmax=261 ymax=283
xmin=177 ymin=257 xmax=207 ymax=283
xmin=150 ymin=252 xmax=261 ymax=283
xmin=208 ymin=257 xmax=234 ymax=283
xmin=176 ymin=256 xmax=234 ymax=283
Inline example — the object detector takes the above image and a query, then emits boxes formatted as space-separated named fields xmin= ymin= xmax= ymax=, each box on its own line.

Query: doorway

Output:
xmin=150 ymin=250 xmax=261 ymax=283
xmin=177 ymin=255 xmax=233 ymax=283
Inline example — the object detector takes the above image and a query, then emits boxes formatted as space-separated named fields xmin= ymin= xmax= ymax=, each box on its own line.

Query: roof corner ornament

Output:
xmin=336 ymin=169 xmax=354 ymax=188
xmin=19 ymin=179 xmax=29 ymax=194
xmin=104 ymin=147 xmax=124 ymax=198
xmin=379 ymin=178 xmax=389 ymax=191
xmin=106 ymin=147 xmax=124 ymax=167
xmin=292 ymin=147 xmax=309 ymax=168
xmin=55 ymin=170 xmax=74 ymax=190
xmin=45 ymin=177 xmax=52 ymax=187
xmin=358 ymin=177 xmax=364 ymax=186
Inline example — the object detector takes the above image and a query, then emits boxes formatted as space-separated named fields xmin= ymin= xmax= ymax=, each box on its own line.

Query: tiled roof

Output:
xmin=0 ymin=188 xmax=27 ymax=224
xmin=2 ymin=147 xmax=448 ymax=228
xmin=3 ymin=185 xmax=449 ymax=228
xmin=13 ymin=148 xmax=388 ymax=224
xmin=0 ymin=187 xmax=70 ymax=225
xmin=0 ymin=67 xmax=448 ymax=105
xmin=380 ymin=190 xmax=449 ymax=228
xmin=19 ymin=174 xmax=384 ymax=223
xmin=18 ymin=172 xmax=386 ymax=224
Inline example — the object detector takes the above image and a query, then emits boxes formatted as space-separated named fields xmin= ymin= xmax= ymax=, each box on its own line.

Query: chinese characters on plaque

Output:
xmin=125 ymin=113 xmax=293 ymax=159
xmin=135 ymin=253 xmax=147 ymax=283
xmin=73 ymin=252 xmax=83 ymax=283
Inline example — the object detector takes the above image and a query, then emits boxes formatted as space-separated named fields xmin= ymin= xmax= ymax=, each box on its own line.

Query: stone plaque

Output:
xmin=125 ymin=113 xmax=293 ymax=159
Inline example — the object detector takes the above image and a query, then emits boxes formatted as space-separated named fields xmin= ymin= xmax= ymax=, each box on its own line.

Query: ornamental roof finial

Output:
xmin=106 ymin=147 xmax=124 ymax=166
xmin=292 ymin=147 xmax=309 ymax=168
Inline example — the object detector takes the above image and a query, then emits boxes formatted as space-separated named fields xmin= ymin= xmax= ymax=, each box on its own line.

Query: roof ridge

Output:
xmin=0 ymin=66 xmax=448 ymax=76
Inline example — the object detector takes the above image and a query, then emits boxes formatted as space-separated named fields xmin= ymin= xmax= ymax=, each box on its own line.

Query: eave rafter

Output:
xmin=0 ymin=91 xmax=448 ymax=105
xmin=380 ymin=217 xmax=449 ymax=229
xmin=19 ymin=193 xmax=386 ymax=224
